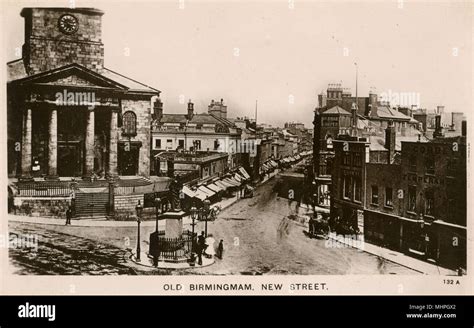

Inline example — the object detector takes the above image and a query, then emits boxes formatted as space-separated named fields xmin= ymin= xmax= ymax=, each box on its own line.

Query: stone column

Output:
xmin=108 ymin=109 xmax=118 ymax=178
xmin=21 ymin=108 xmax=33 ymax=178
xmin=83 ymin=108 xmax=95 ymax=179
xmin=47 ymin=107 xmax=58 ymax=178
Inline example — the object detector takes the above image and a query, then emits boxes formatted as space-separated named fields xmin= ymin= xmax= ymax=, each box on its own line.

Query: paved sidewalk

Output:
xmin=327 ymin=232 xmax=457 ymax=275
xmin=129 ymin=251 xmax=215 ymax=270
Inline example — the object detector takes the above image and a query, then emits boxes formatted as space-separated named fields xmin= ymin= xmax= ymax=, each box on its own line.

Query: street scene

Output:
xmin=8 ymin=175 xmax=418 ymax=275
xmin=4 ymin=3 xmax=468 ymax=276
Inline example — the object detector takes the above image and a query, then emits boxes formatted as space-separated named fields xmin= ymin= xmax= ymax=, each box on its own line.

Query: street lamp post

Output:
xmin=190 ymin=206 xmax=198 ymax=263
xmin=203 ymin=199 xmax=211 ymax=237
xmin=135 ymin=200 xmax=143 ymax=262
xmin=154 ymin=197 xmax=162 ymax=232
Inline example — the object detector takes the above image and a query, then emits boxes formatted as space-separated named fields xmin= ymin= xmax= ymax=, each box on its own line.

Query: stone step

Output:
xmin=75 ymin=192 xmax=109 ymax=217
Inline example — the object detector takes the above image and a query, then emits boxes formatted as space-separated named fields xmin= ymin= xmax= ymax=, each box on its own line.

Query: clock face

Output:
xmin=58 ymin=14 xmax=79 ymax=34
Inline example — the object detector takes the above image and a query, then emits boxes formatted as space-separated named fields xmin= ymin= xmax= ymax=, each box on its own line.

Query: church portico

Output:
xmin=14 ymin=81 xmax=125 ymax=180
xmin=7 ymin=7 xmax=161 ymax=218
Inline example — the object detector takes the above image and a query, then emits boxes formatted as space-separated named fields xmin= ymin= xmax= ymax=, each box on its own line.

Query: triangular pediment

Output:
xmin=10 ymin=63 xmax=128 ymax=91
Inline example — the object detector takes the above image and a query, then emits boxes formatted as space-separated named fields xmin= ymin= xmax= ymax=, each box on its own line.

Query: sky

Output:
xmin=2 ymin=0 xmax=472 ymax=128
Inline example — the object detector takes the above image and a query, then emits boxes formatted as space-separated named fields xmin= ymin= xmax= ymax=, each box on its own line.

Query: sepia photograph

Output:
xmin=0 ymin=0 xmax=472 ymax=298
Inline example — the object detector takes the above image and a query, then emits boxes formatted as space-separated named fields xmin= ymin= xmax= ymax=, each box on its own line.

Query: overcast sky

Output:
xmin=3 ymin=0 xmax=472 ymax=127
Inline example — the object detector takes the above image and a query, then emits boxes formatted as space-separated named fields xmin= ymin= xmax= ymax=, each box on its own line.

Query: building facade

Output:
xmin=151 ymin=99 xmax=242 ymax=175
xmin=331 ymin=120 xmax=467 ymax=269
xmin=7 ymin=8 xmax=159 ymax=180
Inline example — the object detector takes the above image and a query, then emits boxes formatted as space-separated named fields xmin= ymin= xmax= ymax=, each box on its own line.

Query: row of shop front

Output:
xmin=332 ymin=201 xmax=466 ymax=270
xmin=181 ymin=167 xmax=251 ymax=207
xmin=260 ymin=152 xmax=311 ymax=175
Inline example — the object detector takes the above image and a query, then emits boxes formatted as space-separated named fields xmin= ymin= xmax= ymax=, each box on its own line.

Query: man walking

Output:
xmin=216 ymin=239 xmax=224 ymax=259
xmin=65 ymin=206 xmax=72 ymax=225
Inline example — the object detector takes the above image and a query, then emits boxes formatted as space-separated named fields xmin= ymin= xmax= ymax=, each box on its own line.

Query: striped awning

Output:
xmin=215 ymin=180 xmax=230 ymax=190
xmin=239 ymin=167 xmax=251 ymax=180
xmin=198 ymin=186 xmax=215 ymax=198
xmin=207 ymin=183 xmax=223 ymax=193
xmin=181 ymin=185 xmax=196 ymax=198
xmin=233 ymin=174 xmax=242 ymax=182
xmin=223 ymin=178 xmax=239 ymax=187
xmin=193 ymin=189 xmax=207 ymax=201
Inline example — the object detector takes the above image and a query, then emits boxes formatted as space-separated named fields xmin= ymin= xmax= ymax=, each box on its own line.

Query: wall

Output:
xmin=120 ymin=99 xmax=152 ymax=177
xmin=114 ymin=194 xmax=144 ymax=219
xmin=12 ymin=197 xmax=71 ymax=218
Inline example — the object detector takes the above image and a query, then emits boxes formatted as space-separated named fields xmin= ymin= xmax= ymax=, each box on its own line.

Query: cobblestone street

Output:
xmin=8 ymin=226 xmax=133 ymax=275
xmin=8 ymin=175 xmax=419 ymax=275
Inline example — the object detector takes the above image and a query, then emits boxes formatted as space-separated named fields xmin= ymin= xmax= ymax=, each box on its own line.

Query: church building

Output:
xmin=7 ymin=7 xmax=160 ymax=180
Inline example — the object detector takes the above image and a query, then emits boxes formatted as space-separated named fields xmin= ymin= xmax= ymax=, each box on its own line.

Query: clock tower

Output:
xmin=21 ymin=7 xmax=105 ymax=75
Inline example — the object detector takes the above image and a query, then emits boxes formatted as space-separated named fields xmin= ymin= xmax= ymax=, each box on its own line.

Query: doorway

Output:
xmin=118 ymin=142 xmax=140 ymax=175
xmin=58 ymin=141 xmax=82 ymax=177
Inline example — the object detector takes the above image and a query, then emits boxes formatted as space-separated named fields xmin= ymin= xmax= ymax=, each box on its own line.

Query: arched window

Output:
xmin=122 ymin=111 xmax=137 ymax=136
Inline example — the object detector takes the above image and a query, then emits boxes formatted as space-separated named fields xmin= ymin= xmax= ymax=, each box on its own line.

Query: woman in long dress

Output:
xmin=204 ymin=236 xmax=216 ymax=258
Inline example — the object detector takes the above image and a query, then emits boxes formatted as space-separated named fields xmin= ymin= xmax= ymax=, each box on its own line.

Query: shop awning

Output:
xmin=207 ymin=183 xmax=223 ymax=193
xmin=239 ymin=167 xmax=251 ymax=180
xmin=223 ymin=178 xmax=240 ymax=187
xmin=198 ymin=186 xmax=215 ymax=198
xmin=215 ymin=180 xmax=230 ymax=190
xmin=181 ymin=186 xmax=196 ymax=198
xmin=193 ymin=189 xmax=208 ymax=201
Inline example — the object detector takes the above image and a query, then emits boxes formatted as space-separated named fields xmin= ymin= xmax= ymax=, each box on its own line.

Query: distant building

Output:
xmin=151 ymin=99 xmax=242 ymax=175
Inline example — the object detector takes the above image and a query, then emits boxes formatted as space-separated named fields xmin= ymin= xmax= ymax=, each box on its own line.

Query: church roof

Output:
xmin=102 ymin=67 xmax=160 ymax=93
xmin=7 ymin=61 xmax=160 ymax=94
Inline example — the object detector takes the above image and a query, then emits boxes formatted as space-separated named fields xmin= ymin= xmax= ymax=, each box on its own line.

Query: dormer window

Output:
xmin=122 ymin=111 xmax=137 ymax=136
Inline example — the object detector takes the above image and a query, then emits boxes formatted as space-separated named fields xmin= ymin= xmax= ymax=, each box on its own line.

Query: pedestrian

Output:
xmin=217 ymin=239 xmax=224 ymax=259
xmin=65 ymin=206 xmax=72 ymax=225
xmin=205 ymin=235 xmax=215 ymax=259
xmin=197 ymin=231 xmax=206 ymax=265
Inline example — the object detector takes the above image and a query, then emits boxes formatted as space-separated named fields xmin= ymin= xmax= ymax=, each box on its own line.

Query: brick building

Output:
xmin=331 ymin=119 xmax=467 ymax=269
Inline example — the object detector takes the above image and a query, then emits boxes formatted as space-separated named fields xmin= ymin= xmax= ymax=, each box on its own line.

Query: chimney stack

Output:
xmin=187 ymin=99 xmax=194 ymax=121
xmin=351 ymin=102 xmax=358 ymax=136
xmin=433 ymin=114 xmax=444 ymax=138
xmin=385 ymin=120 xmax=396 ymax=163
xmin=153 ymin=97 xmax=163 ymax=121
